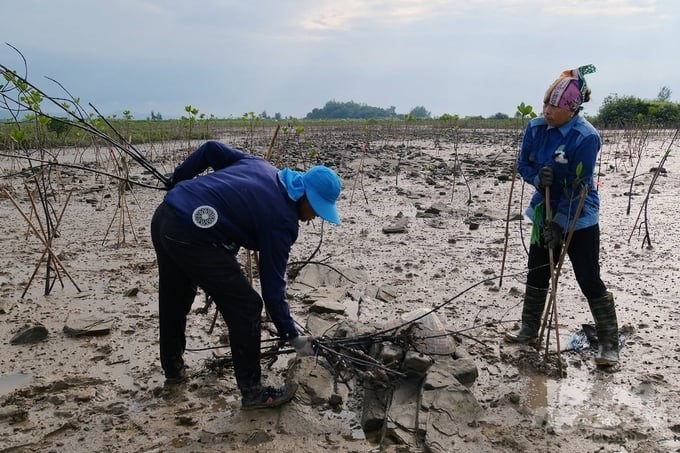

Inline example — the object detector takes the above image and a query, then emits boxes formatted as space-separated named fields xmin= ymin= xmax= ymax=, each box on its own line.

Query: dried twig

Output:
xmin=628 ymin=128 xmax=678 ymax=248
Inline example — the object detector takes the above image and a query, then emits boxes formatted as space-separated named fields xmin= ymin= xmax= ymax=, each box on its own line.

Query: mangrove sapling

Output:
xmin=623 ymin=124 xmax=651 ymax=215
xmin=448 ymin=127 xmax=474 ymax=212
xmin=383 ymin=118 xmax=396 ymax=148
xmin=498 ymin=102 xmax=536 ymax=288
xmin=241 ymin=111 xmax=258 ymax=152
xmin=628 ymin=127 xmax=679 ymax=248
xmin=434 ymin=114 xmax=458 ymax=154
xmin=290 ymin=124 xmax=308 ymax=168
xmin=393 ymin=115 xmax=415 ymax=188
xmin=448 ymin=126 xmax=460 ymax=202
xmin=624 ymin=125 xmax=651 ymax=168
xmin=275 ymin=124 xmax=294 ymax=168
xmin=344 ymin=125 xmax=372 ymax=205
xmin=1 ymin=45 xmax=175 ymax=295
xmin=0 ymin=63 xmax=170 ymax=187
xmin=183 ymin=105 xmax=200 ymax=152
xmin=348 ymin=143 xmax=370 ymax=206
xmin=402 ymin=113 xmax=414 ymax=149
xmin=0 ymin=152 xmax=163 ymax=191
xmin=101 ymin=152 xmax=141 ymax=247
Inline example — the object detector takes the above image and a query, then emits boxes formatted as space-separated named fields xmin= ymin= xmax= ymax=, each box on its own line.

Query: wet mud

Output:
xmin=1 ymin=124 xmax=679 ymax=452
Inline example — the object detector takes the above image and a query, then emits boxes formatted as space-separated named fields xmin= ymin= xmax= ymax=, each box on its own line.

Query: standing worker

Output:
xmin=504 ymin=65 xmax=620 ymax=367
xmin=150 ymin=140 xmax=342 ymax=408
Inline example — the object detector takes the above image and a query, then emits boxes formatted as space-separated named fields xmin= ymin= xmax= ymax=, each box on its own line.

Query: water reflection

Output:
xmin=522 ymin=365 xmax=666 ymax=434
xmin=522 ymin=370 xmax=615 ymax=431
xmin=0 ymin=373 xmax=33 ymax=396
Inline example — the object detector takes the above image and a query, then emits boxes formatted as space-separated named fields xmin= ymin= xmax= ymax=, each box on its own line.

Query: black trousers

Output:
xmin=526 ymin=224 xmax=607 ymax=300
xmin=150 ymin=202 xmax=263 ymax=391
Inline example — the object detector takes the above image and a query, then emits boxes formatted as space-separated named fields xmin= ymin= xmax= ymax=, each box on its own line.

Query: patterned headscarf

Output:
xmin=544 ymin=64 xmax=596 ymax=112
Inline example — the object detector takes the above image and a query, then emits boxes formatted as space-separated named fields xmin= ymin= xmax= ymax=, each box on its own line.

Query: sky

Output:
xmin=1 ymin=0 xmax=679 ymax=120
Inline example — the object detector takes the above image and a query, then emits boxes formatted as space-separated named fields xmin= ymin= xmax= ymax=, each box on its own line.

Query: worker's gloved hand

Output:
xmin=538 ymin=166 xmax=554 ymax=188
xmin=542 ymin=221 xmax=563 ymax=249
xmin=290 ymin=336 xmax=315 ymax=356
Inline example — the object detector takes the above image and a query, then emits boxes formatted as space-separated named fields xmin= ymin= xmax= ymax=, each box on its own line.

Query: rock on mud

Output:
xmin=9 ymin=324 xmax=48 ymax=345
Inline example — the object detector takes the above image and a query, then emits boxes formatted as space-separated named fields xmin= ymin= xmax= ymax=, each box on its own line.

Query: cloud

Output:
xmin=300 ymin=0 xmax=452 ymax=32
xmin=542 ymin=0 xmax=657 ymax=16
xmin=2 ymin=0 xmax=678 ymax=118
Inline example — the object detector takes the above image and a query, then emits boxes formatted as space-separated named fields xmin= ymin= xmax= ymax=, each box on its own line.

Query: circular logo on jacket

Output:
xmin=192 ymin=205 xmax=218 ymax=228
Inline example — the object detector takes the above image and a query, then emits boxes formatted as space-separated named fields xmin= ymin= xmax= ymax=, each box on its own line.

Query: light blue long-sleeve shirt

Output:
xmin=518 ymin=115 xmax=602 ymax=230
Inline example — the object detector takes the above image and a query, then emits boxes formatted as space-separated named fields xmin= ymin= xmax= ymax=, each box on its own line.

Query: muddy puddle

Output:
xmin=0 ymin=373 xmax=32 ymax=396
xmin=524 ymin=368 xmax=659 ymax=428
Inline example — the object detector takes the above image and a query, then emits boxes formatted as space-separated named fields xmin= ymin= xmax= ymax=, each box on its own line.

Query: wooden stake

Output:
xmin=264 ymin=124 xmax=281 ymax=162
xmin=499 ymin=160 xmax=519 ymax=288
xmin=21 ymin=189 xmax=74 ymax=297
xmin=536 ymin=185 xmax=589 ymax=372
xmin=4 ymin=189 xmax=81 ymax=294
xmin=537 ymin=186 xmax=562 ymax=373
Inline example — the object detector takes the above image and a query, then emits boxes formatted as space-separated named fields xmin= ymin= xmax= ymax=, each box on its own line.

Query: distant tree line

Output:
xmin=594 ymin=86 xmax=680 ymax=127
xmin=305 ymin=100 xmax=433 ymax=120
xmin=5 ymin=88 xmax=676 ymax=128
xmin=306 ymin=100 xmax=397 ymax=119
xmin=302 ymin=87 xmax=679 ymax=128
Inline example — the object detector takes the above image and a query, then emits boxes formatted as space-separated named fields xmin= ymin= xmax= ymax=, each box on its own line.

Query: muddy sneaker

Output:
xmin=241 ymin=382 xmax=298 ymax=410
xmin=164 ymin=366 xmax=188 ymax=385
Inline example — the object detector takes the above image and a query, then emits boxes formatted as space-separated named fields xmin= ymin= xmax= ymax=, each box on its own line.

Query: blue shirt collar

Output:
xmin=547 ymin=114 xmax=579 ymax=136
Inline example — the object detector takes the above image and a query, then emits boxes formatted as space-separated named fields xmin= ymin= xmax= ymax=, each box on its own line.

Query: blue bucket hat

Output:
xmin=302 ymin=166 xmax=342 ymax=225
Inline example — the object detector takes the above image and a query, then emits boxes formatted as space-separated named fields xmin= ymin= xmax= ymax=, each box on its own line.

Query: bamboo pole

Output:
xmin=499 ymin=159 xmax=519 ymax=288
xmin=4 ymin=189 xmax=81 ymax=293
xmin=537 ymin=186 xmax=562 ymax=372
xmin=25 ymin=184 xmax=64 ymax=293
xmin=536 ymin=185 xmax=589 ymax=369
xmin=264 ymin=124 xmax=281 ymax=161
xmin=21 ymin=190 xmax=74 ymax=297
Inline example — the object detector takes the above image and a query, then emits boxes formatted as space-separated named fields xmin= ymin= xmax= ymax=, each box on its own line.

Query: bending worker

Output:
xmin=150 ymin=140 xmax=342 ymax=408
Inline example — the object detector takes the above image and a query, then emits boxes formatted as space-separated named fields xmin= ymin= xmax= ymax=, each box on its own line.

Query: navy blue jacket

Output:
xmin=164 ymin=141 xmax=299 ymax=339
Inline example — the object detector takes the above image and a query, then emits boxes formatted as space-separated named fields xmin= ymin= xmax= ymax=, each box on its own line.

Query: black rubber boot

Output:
xmin=504 ymin=287 xmax=549 ymax=344
xmin=588 ymin=291 xmax=619 ymax=367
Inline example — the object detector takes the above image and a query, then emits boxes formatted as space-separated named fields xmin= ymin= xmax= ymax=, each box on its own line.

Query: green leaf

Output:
xmin=10 ymin=129 xmax=25 ymax=143
xmin=516 ymin=102 xmax=535 ymax=117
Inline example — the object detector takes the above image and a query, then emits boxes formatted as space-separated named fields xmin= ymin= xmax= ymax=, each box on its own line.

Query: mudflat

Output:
xmin=1 ymin=125 xmax=678 ymax=452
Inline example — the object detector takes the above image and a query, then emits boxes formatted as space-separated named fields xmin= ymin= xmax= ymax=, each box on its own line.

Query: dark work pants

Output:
xmin=526 ymin=224 xmax=607 ymax=300
xmin=150 ymin=202 xmax=263 ymax=391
